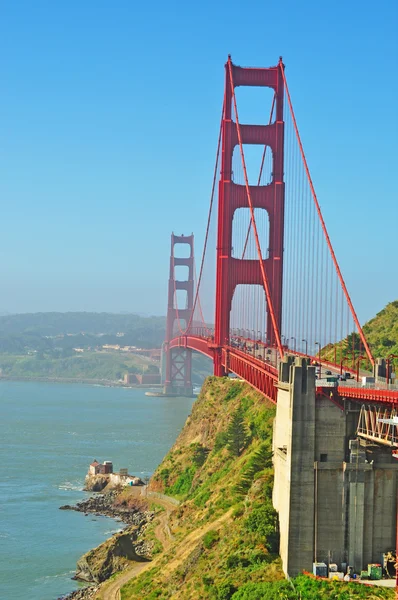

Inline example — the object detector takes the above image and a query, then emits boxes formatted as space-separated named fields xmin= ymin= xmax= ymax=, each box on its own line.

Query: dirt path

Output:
xmin=95 ymin=561 xmax=152 ymax=600
xmin=97 ymin=507 xmax=233 ymax=600
xmin=95 ymin=494 xmax=178 ymax=600
xmin=160 ymin=508 xmax=232 ymax=577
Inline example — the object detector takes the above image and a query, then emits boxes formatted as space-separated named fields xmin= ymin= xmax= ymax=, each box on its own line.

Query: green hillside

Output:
xmin=363 ymin=300 xmax=398 ymax=357
xmin=322 ymin=300 xmax=398 ymax=368
xmin=119 ymin=378 xmax=393 ymax=600
xmin=0 ymin=350 xmax=153 ymax=382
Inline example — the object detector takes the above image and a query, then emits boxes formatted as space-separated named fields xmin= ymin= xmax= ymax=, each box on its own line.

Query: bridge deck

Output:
xmin=168 ymin=334 xmax=398 ymax=406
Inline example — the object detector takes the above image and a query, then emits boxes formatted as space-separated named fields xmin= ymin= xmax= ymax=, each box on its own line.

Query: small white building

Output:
xmin=89 ymin=460 xmax=101 ymax=476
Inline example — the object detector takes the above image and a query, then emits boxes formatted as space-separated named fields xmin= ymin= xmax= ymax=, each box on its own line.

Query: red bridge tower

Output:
xmin=163 ymin=234 xmax=194 ymax=397
xmin=214 ymin=57 xmax=285 ymax=376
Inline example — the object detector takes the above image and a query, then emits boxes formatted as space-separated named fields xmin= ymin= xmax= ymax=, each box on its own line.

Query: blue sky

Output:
xmin=0 ymin=0 xmax=397 ymax=322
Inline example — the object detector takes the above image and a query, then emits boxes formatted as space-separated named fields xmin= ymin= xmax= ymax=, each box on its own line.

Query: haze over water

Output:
xmin=0 ymin=382 xmax=194 ymax=600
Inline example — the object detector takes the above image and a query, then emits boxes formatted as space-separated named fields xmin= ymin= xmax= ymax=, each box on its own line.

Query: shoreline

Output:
xmin=58 ymin=488 xmax=154 ymax=599
xmin=0 ymin=375 xmax=162 ymax=388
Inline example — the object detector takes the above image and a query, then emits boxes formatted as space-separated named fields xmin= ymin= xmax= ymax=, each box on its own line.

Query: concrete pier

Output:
xmin=273 ymin=357 xmax=398 ymax=577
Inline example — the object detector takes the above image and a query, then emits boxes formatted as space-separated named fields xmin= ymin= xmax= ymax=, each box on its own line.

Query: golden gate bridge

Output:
xmin=163 ymin=56 xmax=398 ymax=424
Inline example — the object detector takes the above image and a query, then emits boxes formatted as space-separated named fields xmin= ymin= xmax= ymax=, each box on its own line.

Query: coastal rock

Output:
xmin=84 ymin=474 xmax=109 ymax=492
xmin=75 ymin=527 xmax=149 ymax=583
xmin=58 ymin=584 xmax=99 ymax=599
xmin=60 ymin=489 xmax=154 ymax=526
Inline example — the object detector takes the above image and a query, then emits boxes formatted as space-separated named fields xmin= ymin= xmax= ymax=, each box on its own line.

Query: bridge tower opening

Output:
xmin=214 ymin=57 xmax=285 ymax=376
xmin=164 ymin=233 xmax=194 ymax=397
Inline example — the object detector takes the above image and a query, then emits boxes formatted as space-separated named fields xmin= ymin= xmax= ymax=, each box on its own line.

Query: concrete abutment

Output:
xmin=273 ymin=357 xmax=397 ymax=577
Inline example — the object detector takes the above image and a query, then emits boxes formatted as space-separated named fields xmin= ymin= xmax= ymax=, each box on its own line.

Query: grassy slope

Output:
xmin=322 ymin=300 xmax=398 ymax=367
xmin=120 ymin=378 xmax=393 ymax=600
xmin=363 ymin=301 xmax=398 ymax=357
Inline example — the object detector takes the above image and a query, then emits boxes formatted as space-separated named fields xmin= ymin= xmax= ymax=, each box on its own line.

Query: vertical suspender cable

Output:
xmin=280 ymin=68 xmax=374 ymax=367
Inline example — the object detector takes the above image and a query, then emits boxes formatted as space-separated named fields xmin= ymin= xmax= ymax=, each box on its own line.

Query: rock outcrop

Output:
xmin=84 ymin=474 xmax=109 ymax=492
xmin=60 ymin=489 xmax=152 ymax=525
xmin=59 ymin=488 xmax=155 ymax=588
xmin=75 ymin=527 xmax=149 ymax=583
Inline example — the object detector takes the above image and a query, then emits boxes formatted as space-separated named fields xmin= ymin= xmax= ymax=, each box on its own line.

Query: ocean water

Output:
xmin=0 ymin=382 xmax=194 ymax=600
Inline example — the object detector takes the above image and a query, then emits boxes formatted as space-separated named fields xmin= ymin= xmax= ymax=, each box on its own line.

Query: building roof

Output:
xmin=90 ymin=460 xmax=100 ymax=467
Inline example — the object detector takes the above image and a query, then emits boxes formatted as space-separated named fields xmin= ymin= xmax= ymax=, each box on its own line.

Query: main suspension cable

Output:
xmin=280 ymin=66 xmax=374 ymax=366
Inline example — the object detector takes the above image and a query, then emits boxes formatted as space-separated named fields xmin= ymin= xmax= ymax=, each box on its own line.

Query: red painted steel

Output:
xmin=168 ymin=334 xmax=278 ymax=403
xmin=165 ymin=234 xmax=194 ymax=391
xmin=214 ymin=57 xmax=285 ymax=376
xmin=226 ymin=347 xmax=278 ymax=403
xmin=164 ymin=57 xmax=398 ymax=410
xmin=168 ymin=335 xmax=215 ymax=360
xmin=168 ymin=333 xmax=398 ymax=407
xmin=338 ymin=386 xmax=398 ymax=405
xmin=228 ymin=58 xmax=284 ymax=359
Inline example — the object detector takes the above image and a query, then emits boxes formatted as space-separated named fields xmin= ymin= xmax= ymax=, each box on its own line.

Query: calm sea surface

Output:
xmin=0 ymin=382 xmax=194 ymax=600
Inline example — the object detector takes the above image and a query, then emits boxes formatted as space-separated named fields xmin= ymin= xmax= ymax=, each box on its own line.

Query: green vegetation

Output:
xmin=0 ymin=350 xmax=153 ymax=381
xmin=231 ymin=575 xmax=394 ymax=599
xmin=0 ymin=311 xmax=213 ymax=383
xmin=363 ymin=300 xmax=398 ymax=357
xmin=226 ymin=407 xmax=249 ymax=457
xmin=322 ymin=300 xmax=398 ymax=368
xmin=120 ymin=377 xmax=392 ymax=599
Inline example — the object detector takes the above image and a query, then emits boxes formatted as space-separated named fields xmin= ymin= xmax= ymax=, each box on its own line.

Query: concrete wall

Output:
xmin=273 ymin=357 xmax=398 ymax=577
xmin=273 ymin=357 xmax=316 ymax=576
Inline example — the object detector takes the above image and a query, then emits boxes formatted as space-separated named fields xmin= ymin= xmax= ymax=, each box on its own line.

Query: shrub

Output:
xmin=244 ymin=502 xmax=279 ymax=552
xmin=231 ymin=581 xmax=293 ymax=600
xmin=226 ymin=553 xmax=249 ymax=569
xmin=223 ymin=383 xmax=242 ymax=402
xmin=216 ymin=582 xmax=237 ymax=600
xmin=235 ymin=442 xmax=273 ymax=496
xmin=191 ymin=443 xmax=210 ymax=467
xmin=214 ymin=430 xmax=229 ymax=452
xmin=167 ymin=466 xmax=196 ymax=497
xmin=158 ymin=468 xmax=170 ymax=487
xmin=203 ymin=529 xmax=220 ymax=549
xmin=194 ymin=489 xmax=211 ymax=507
xmin=232 ymin=503 xmax=245 ymax=519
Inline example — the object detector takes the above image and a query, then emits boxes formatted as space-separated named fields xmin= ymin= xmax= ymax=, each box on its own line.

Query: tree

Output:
xmin=227 ymin=407 xmax=248 ymax=457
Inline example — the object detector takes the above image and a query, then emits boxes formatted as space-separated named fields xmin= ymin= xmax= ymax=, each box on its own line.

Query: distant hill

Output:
xmin=0 ymin=312 xmax=165 ymax=337
xmin=0 ymin=312 xmax=214 ymax=384
xmin=0 ymin=312 xmax=166 ymax=355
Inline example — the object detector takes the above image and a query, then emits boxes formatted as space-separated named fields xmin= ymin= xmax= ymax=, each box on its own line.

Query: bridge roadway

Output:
xmin=168 ymin=333 xmax=398 ymax=406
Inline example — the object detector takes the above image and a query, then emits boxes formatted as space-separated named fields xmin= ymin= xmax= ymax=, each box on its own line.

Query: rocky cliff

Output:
xmin=75 ymin=527 xmax=149 ymax=583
